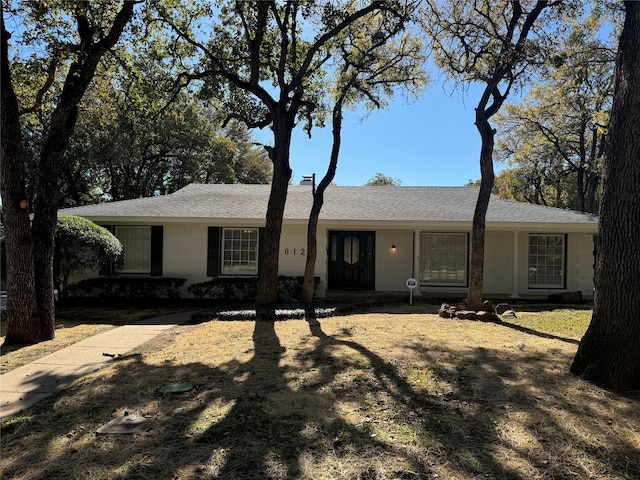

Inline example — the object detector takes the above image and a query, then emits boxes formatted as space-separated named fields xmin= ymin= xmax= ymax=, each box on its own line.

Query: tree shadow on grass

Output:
xmin=491 ymin=319 xmax=580 ymax=345
xmin=402 ymin=338 xmax=640 ymax=479
xmin=1 ymin=320 xmax=432 ymax=479
xmin=2 ymin=321 xmax=308 ymax=479
xmin=188 ymin=320 xmax=435 ymax=478
xmin=303 ymin=314 xmax=521 ymax=479
xmin=302 ymin=311 xmax=639 ymax=479
xmin=1 ymin=315 xmax=638 ymax=479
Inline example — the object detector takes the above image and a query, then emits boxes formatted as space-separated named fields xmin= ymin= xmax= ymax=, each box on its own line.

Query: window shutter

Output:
xmin=150 ymin=226 xmax=163 ymax=276
xmin=99 ymin=225 xmax=114 ymax=275
xmin=207 ymin=227 xmax=220 ymax=277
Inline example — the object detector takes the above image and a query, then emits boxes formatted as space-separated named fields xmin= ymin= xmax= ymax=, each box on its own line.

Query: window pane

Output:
xmin=528 ymin=235 xmax=565 ymax=288
xmin=115 ymin=226 xmax=151 ymax=273
xmin=419 ymin=233 xmax=467 ymax=285
xmin=221 ymin=228 xmax=259 ymax=275
xmin=344 ymin=235 xmax=359 ymax=265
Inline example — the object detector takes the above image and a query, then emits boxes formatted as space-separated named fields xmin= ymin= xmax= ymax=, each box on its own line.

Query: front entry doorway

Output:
xmin=328 ymin=231 xmax=375 ymax=290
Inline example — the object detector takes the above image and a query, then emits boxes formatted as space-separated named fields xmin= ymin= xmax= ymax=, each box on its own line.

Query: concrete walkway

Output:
xmin=0 ymin=311 xmax=195 ymax=421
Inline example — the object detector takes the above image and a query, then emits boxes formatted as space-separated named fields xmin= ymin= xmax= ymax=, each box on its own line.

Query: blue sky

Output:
xmin=255 ymin=81 xmax=491 ymax=187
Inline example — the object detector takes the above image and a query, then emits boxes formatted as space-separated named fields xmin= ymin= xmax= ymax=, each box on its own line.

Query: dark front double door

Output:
xmin=328 ymin=231 xmax=375 ymax=290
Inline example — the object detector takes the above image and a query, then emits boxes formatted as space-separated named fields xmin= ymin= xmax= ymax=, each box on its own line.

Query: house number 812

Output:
xmin=284 ymin=248 xmax=305 ymax=255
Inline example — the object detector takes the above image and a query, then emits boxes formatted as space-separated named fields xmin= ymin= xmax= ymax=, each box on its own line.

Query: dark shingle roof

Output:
xmin=60 ymin=183 xmax=598 ymax=227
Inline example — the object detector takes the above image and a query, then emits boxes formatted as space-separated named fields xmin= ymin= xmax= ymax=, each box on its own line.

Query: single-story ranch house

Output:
xmin=60 ymin=182 xmax=599 ymax=299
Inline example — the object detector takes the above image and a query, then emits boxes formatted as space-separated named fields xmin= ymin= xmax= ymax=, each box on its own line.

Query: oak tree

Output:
xmin=301 ymin=13 xmax=426 ymax=304
xmin=158 ymin=0 xmax=419 ymax=314
xmin=421 ymin=0 xmax=566 ymax=309
xmin=63 ymin=88 xmax=271 ymax=203
xmin=1 ymin=1 xmax=139 ymax=344
xmin=55 ymin=49 xmax=272 ymax=205
xmin=570 ymin=1 xmax=640 ymax=392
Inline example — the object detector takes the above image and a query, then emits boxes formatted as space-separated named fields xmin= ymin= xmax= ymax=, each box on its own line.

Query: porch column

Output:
xmin=511 ymin=231 xmax=520 ymax=299
xmin=413 ymin=230 xmax=422 ymax=296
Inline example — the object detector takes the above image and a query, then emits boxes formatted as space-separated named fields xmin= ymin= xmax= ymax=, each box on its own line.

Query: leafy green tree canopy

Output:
xmin=301 ymin=11 xmax=427 ymax=303
xmin=365 ymin=172 xmax=403 ymax=186
xmin=494 ymin=15 xmax=616 ymax=213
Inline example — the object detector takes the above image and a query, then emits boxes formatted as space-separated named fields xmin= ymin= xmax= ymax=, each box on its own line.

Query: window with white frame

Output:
xmin=419 ymin=233 xmax=468 ymax=285
xmin=115 ymin=226 xmax=152 ymax=273
xmin=222 ymin=228 xmax=259 ymax=275
xmin=528 ymin=234 xmax=565 ymax=288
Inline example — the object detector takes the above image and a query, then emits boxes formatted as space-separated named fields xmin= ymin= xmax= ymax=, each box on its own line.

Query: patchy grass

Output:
xmin=504 ymin=307 xmax=592 ymax=339
xmin=1 ymin=301 xmax=639 ymax=479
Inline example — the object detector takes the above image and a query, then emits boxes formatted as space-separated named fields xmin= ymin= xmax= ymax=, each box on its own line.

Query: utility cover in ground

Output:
xmin=158 ymin=383 xmax=194 ymax=393
xmin=96 ymin=414 xmax=146 ymax=434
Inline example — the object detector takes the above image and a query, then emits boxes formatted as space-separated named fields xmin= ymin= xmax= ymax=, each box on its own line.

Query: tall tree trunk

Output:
xmin=256 ymin=113 xmax=293 ymax=315
xmin=570 ymin=2 xmax=640 ymax=391
xmin=302 ymin=192 xmax=321 ymax=306
xmin=1 ymin=2 xmax=137 ymax=344
xmin=576 ymin=166 xmax=586 ymax=212
xmin=302 ymin=102 xmax=344 ymax=305
xmin=31 ymin=104 xmax=79 ymax=339
xmin=467 ymin=110 xmax=495 ymax=310
xmin=587 ymin=125 xmax=605 ymax=214
xmin=1 ymin=18 xmax=41 ymax=344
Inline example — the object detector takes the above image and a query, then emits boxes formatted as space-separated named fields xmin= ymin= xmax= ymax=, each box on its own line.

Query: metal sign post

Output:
xmin=406 ymin=277 xmax=417 ymax=305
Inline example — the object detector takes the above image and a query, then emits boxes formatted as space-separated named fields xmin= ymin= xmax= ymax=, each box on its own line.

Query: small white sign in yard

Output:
xmin=406 ymin=277 xmax=417 ymax=305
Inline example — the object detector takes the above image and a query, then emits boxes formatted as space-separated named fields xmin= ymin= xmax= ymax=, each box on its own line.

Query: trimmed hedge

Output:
xmin=276 ymin=275 xmax=322 ymax=301
xmin=187 ymin=276 xmax=321 ymax=301
xmin=65 ymin=275 xmax=321 ymax=301
xmin=66 ymin=277 xmax=186 ymax=299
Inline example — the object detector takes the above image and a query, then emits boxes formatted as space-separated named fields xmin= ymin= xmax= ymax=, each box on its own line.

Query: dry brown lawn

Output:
xmin=1 ymin=302 xmax=639 ymax=479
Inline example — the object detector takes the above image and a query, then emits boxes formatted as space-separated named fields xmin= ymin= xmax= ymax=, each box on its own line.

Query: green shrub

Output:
xmin=277 ymin=275 xmax=321 ymax=301
xmin=187 ymin=276 xmax=321 ymax=301
xmin=187 ymin=277 xmax=258 ymax=300
xmin=55 ymin=215 xmax=122 ymax=296
xmin=66 ymin=277 xmax=186 ymax=298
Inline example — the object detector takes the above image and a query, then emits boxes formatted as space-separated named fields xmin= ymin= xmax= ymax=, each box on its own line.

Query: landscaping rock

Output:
xmin=455 ymin=310 xmax=477 ymax=320
xmin=476 ymin=311 xmax=500 ymax=322
xmin=446 ymin=300 xmax=512 ymax=321
xmin=483 ymin=300 xmax=495 ymax=313
xmin=495 ymin=303 xmax=511 ymax=314
xmin=439 ymin=303 xmax=457 ymax=318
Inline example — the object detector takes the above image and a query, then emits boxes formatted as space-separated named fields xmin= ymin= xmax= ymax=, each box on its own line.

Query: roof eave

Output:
xmin=69 ymin=215 xmax=266 ymax=226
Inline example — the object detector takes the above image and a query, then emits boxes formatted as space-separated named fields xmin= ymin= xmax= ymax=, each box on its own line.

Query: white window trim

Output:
xmin=221 ymin=227 xmax=259 ymax=276
xmin=115 ymin=226 xmax=152 ymax=274
xmin=419 ymin=232 xmax=468 ymax=287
